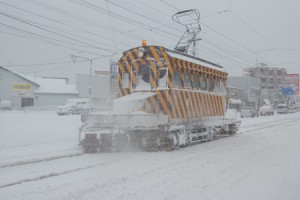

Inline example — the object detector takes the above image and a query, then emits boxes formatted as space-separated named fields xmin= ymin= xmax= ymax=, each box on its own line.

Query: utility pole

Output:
xmin=71 ymin=55 xmax=93 ymax=103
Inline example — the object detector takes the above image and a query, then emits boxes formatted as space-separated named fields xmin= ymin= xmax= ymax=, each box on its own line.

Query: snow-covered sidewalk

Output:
xmin=0 ymin=110 xmax=81 ymax=166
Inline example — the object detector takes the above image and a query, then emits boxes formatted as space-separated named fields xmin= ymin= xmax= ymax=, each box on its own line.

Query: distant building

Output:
xmin=34 ymin=77 xmax=78 ymax=107
xmin=94 ymin=69 xmax=119 ymax=100
xmin=244 ymin=66 xmax=288 ymax=106
xmin=228 ymin=76 xmax=261 ymax=110
xmin=0 ymin=66 xmax=78 ymax=108
xmin=76 ymin=73 xmax=117 ymax=108
xmin=226 ymin=86 xmax=243 ymax=111
xmin=287 ymin=74 xmax=299 ymax=95
xmin=244 ymin=66 xmax=287 ymax=89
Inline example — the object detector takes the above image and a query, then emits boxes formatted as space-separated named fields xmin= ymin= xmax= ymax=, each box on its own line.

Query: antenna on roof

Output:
xmin=172 ymin=9 xmax=202 ymax=56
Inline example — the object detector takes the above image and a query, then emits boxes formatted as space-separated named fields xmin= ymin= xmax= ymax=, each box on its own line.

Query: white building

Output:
xmin=0 ymin=66 xmax=78 ymax=108
xmin=76 ymin=73 xmax=112 ymax=107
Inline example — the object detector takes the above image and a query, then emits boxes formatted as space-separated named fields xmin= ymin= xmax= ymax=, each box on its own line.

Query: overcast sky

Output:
xmin=0 ymin=0 xmax=299 ymax=82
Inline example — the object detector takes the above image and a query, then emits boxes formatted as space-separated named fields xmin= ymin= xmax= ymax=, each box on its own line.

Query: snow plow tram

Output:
xmin=79 ymin=43 xmax=241 ymax=153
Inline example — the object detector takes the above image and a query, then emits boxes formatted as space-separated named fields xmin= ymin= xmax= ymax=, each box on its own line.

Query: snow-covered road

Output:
xmin=0 ymin=110 xmax=300 ymax=200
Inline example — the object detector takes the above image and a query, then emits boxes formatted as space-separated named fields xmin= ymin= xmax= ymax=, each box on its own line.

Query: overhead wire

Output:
xmin=69 ymin=0 xmax=180 ymax=41
xmin=21 ymin=53 xmax=117 ymax=73
xmin=159 ymin=0 xmax=275 ymax=66
xmin=0 ymin=1 xmax=131 ymax=50
xmin=107 ymin=0 xmax=183 ymax=34
xmin=229 ymin=10 xmax=275 ymax=48
xmin=105 ymin=0 xmax=118 ymax=49
xmin=23 ymin=0 xmax=139 ymax=47
xmin=1 ymin=0 xmax=282 ymax=72
xmin=0 ymin=11 xmax=118 ymax=54
xmin=0 ymin=22 xmax=103 ymax=55
xmin=135 ymin=0 xmax=259 ymax=68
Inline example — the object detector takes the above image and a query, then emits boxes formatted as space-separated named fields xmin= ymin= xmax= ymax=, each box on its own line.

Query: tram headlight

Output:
xmin=138 ymin=47 xmax=145 ymax=58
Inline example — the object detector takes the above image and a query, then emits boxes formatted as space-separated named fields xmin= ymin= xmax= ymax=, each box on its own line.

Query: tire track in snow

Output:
xmin=0 ymin=162 xmax=104 ymax=189
xmin=240 ymin=115 xmax=300 ymax=128
xmin=239 ymin=116 xmax=300 ymax=134
xmin=0 ymin=152 xmax=84 ymax=169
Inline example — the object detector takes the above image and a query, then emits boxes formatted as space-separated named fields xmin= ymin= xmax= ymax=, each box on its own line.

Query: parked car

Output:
xmin=259 ymin=99 xmax=274 ymax=116
xmin=277 ymin=103 xmax=289 ymax=114
xmin=0 ymin=100 xmax=13 ymax=110
xmin=240 ymin=108 xmax=259 ymax=118
xmin=57 ymin=98 xmax=90 ymax=115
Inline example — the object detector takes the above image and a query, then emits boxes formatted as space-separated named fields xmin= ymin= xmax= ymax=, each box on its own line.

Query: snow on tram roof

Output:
xmin=165 ymin=49 xmax=226 ymax=72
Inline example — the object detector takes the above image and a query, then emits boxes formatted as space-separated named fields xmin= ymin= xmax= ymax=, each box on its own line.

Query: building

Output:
xmin=244 ymin=66 xmax=288 ymax=105
xmin=95 ymin=70 xmax=119 ymax=100
xmin=228 ymin=76 xmax=261 ymax=110
xmin=0 ymin=66 xmax=78 ymax=108
xmin=33 ymin=77 xmax=78 ymax=107
xmin=76 ymin=73 xmax=113 ymax=108
xmin=244 ymin=66 xmax=287 ymax=89
xmin=226 ymin=86 xmax=243 ymax=111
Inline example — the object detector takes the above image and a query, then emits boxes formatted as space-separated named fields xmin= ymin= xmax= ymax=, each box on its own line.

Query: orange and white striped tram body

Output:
xmin=117 ymin=45 xmax=228 ymax=126
xmin=79 ymin=45 xmax=240 ymax=152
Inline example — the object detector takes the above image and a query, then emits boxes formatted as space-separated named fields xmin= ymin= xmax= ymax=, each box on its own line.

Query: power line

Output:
xmin=23 ymin=0 xmax=139 ymax=47
xmin=158 ymin=0 xmax=275 ymax=66
xmin=0 ymin=22 xmax=102 ymax=55
xmin=106 ymin=0 xmax=117 ymax=49
xmin=0 ymin=1 xmax=130 ymax=50
xmin=70 ymin=0 xmax=179 ymax=41
xmin=3 ymin=60 xmax=75 ymax=68
xmin=107 ymin=0 xmax=182 ymax=34
xmin=160 ymin=0 xmax=180 ymax=11
xmin=0 ymin=11 xmax=117 ymax=54
xmin=201 ymin=10 xmax=230 ymax=19
xmin=229 ymin=10 xmax=275 ymax=48
xmin=201 ymin=39 xmax=255 ymax=66
xmin=200 ymin=22 xmax=275 ymax=65
xmin=17 ymin=53 xmax=117 ymax=73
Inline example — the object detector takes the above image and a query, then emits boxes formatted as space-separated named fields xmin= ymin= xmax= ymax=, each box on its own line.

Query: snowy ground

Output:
xmin=0 ymin=110 xmax=300 ymax=200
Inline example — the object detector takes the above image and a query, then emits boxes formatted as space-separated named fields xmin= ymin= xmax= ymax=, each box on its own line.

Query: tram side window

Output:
xmin=215 ymin=78 xmax=220 ymax=92
xmin=221 ymin=79 xmax=226 ymax=93
xmin=184 ymin=71 xmax=191 ymax=88
xmin=122 ymin=73 xmax=129 ymax=88
xmin=200 ymin=74 xmax=207 ymax=91
xmin=208 ymin=77 xmax=214 ymax=92
xmin=173 ymin=70 xmax=181 ymax=88
xmin=193 ymin=73 xmax=199 ymax=90
xmin=158 ymin=68 xmax=167 ymax=87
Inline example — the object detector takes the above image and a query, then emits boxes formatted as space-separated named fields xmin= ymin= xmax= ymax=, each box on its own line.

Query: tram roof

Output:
xmin=165 ymin=48 xmax=227 ymax=72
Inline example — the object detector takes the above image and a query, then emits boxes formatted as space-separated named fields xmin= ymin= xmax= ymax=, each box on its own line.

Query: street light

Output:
xmin=71 ymin=55 xmax=93 ymax=103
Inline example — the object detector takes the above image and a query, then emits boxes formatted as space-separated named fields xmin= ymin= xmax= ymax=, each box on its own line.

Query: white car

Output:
xmin=259 ymin=99 xmax=274 ymax=116
xmin=277 ymin=104 xmax=289 ymax=114
xmin=240 ymin=108 xmax=259 ymax=118
xmin=57 ymin=99 xmax=90 ymax=115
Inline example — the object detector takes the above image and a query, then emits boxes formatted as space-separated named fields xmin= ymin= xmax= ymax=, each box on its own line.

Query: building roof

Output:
xmin=34 ymin=78 xmax=78 ymax=94
xmin=0 ymin=66 xmax=39 ymax=86
xmin=0 ymin=66 xmax=78 ymax=95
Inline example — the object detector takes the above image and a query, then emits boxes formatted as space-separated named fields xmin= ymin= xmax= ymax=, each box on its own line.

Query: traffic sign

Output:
xmin=281 ymin=87 xmax=294 ymax=95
